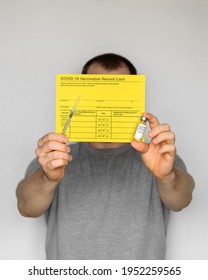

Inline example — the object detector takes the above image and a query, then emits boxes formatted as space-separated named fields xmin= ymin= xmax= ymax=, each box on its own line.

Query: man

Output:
xmin=16 ymin=53 xmax=194 ymax=259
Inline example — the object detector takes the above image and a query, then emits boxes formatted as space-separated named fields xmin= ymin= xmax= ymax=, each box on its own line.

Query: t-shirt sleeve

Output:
xmin=174 ymin=154 xmax=187 ymax=171
xmin=25 ymin=157 xmax=41 ymax=177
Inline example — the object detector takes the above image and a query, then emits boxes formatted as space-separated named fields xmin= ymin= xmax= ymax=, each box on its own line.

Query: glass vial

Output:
xmin=134 ymin=116 xmax=147 ymax=141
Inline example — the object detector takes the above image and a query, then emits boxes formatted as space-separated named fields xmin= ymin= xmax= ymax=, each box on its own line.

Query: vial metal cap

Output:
xmin=140 ymin=116 xmax=147 ymax=122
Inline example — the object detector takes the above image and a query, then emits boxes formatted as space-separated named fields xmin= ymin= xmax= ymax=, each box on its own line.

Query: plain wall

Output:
xmin=0 ymin=0 xmax=207 ymax=259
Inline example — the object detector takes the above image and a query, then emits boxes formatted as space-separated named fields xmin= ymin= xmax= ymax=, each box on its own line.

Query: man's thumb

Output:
xmin=131 ymin=140 xmax=149 ymax=153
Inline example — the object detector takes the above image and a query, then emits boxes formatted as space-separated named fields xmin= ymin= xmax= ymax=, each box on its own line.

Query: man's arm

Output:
xmin=16 ymin=168 xmax=59 ymax=217
xmin=131 ymin=112 xmax=195 ymax=211
xmin=16 ymin=133 xmax=72 ymax=217
xmin=156 ymin=166 xmax=194 ymax=211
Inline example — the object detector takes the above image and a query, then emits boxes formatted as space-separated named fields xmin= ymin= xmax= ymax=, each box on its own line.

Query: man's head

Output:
xmin=82 ymin=53 xmax=137 ymax=75
xmin=81 ymin=53 xmax=137 ymax=149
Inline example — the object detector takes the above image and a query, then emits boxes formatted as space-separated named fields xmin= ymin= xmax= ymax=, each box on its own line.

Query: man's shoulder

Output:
xmin=25 ymin=157 xmax=40 ymax=176
xmin=175 ymin=154 xmax=187 ymax=171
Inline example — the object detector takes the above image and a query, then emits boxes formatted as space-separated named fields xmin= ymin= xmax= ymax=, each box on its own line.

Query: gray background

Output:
xmin=0 ymin=0 xmax=207 ymax=259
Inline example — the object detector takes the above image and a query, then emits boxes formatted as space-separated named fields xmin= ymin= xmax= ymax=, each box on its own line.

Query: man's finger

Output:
xmin=143 ymin=112 xmax=160 ymax=129
xmin=151 ymin=131 xmax=175 ymax=145
xmin=38 ymin=132 xmax=68 ymax=147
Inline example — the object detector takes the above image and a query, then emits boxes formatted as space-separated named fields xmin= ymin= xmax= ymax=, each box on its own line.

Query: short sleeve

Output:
xmin=25 ymin=157 xmax=41 ymax=177
xmin=174 ymin=154 xmax=187 ymax=171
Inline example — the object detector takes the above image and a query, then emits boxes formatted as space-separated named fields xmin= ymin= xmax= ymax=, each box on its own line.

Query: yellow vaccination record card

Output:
xmin=56 ymin=74 xmax=145 ymax=143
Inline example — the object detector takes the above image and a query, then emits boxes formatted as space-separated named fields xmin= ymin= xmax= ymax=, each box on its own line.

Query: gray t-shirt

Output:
xmin=26 ymin=142 xmax=186 ymax=260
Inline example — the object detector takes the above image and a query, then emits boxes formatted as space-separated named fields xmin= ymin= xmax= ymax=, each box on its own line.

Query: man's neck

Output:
xmin=89 ymin=142 xmax=126 ymax=149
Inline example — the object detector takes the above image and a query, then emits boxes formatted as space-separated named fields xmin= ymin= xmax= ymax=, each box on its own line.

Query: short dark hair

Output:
xmin=81 ymin=53 xmax=137 ymax=74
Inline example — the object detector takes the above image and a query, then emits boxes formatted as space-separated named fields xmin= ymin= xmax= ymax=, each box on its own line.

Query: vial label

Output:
xmin=134 ymin=123 xmax=146 ymax=141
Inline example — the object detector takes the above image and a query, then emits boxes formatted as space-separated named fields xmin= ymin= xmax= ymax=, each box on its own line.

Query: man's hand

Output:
xmin=131 ymin=113 xmax=194 ymax=211
xmin=35 ymin=132 xmax=72 ymax=182
xmin=16 ymin=132 xmax=72 ymax=217
xmin=131 ymin=113 xmax=176 ymax=180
